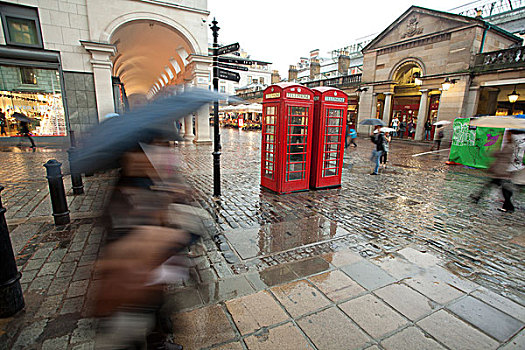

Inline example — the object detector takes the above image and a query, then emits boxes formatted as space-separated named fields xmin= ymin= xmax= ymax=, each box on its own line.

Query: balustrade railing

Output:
xmin=473 ymin=46 xmax=525 ymax=71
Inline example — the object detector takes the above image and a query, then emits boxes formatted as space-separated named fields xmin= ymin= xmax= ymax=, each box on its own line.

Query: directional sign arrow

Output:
xmin=217 ymin=42 xmax=240 ymax=56
xmin=218 ymin=63 xmax=248 ymax=71
xmin=218 ymin=57 xmax=254 ymax=65
xmin=217 ymin=68 xmax=240 ymax=82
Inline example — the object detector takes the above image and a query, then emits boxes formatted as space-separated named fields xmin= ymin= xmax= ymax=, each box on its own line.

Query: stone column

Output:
xmin=81 ymin=41 xmax=116 ymax=122
xmin=370 ymin=93 xmax=378 ymax=119
xmin=356 ymin=88 xmax=372 ymax=134
xmin=463 ymin=86 xmax=481 ymax=117
xmin=382 ymin=92 xmax=393 ymax=124
xmin=414 ymin=89 xmax=429 ymax=141
xmin=187 ymin=54 xmax=212 ymax=143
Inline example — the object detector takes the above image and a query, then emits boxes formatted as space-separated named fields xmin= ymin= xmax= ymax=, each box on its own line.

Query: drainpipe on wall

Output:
xmin=479 ymin=23 xmax=491 ymax=54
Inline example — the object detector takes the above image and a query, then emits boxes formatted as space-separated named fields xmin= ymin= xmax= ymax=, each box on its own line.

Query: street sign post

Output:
xmin=218 ymin=63 xmax=248 ymax=71
xmin=217 ymin=42 xmax=240 ymax=56
xmin=217 ymin=68 xmax=240 ymax=82
xmin=218 ymin=57 xmax=255 ymax=65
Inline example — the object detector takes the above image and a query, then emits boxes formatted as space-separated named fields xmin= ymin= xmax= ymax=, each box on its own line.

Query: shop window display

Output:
xmin=0 ymin=65 xmax=66 ymax=137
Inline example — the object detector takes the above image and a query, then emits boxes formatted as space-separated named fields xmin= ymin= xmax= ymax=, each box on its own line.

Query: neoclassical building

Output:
xmin=356 ymin=6 xmax=523 ymax=140
xmin=0 ymin=0 xmax=212 ymax=144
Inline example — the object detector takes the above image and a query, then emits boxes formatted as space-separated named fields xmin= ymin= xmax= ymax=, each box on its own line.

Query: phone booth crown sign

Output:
xmin=261 ymin=83 xmax=315 ymax=194
xmin=310 ymin=87 xmax=348 ymax=189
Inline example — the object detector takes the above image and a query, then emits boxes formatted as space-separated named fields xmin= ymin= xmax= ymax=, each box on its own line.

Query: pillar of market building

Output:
xmin=382 ymin=92 xmax=393 ymax=124
xmin=370 ymin=93 xmax=378 ymax=119
xmin=187 ymin=54 xmax=212 ymax=143
xmin=81 ymin=41 xmax=117 ymax=121
xmin=414 ymin=89 xmax=429 ymax=141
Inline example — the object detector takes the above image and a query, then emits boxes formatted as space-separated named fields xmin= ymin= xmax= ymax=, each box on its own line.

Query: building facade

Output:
xmin=0 ymin=0 xmax=212 ymax=144
xmin=356 ymin=6 xmax=523 ymax=140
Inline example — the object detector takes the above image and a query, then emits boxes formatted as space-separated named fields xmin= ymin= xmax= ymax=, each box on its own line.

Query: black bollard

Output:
xmin=0 ymin=186 xmax=25 ymax=317
xmin=44 ymin=160 xmax=70 ymax=225
xmin=67 ymin=147 xmax=84 ymax=195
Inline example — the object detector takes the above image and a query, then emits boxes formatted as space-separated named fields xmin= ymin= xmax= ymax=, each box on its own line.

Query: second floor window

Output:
xmin=0 ymin=3 xmax=43 ymax=48
xmin=20 ymin=67 xmax=37 ymax=85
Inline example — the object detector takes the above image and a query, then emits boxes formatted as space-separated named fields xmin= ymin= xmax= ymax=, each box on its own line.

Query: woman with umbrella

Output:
xmin=13 ymin=112 xmax=36 ymax=149
xmin=72 ymin=88 xmax=221 ymax=350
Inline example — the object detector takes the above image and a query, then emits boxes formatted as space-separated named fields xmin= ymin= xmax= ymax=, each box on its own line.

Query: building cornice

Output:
xmin=131 ymin=0 xmax=209 ymax=15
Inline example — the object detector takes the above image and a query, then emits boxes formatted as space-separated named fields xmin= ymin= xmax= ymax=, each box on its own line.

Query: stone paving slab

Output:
xmin=417 ymin=309 xmax=500 ymax=350
xmin=447 ymin=296 xmax=523 ymax=342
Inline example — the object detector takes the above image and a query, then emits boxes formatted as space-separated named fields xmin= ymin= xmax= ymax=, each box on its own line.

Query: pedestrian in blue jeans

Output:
xmin=370 ymin=126 xmax=385 ymax=175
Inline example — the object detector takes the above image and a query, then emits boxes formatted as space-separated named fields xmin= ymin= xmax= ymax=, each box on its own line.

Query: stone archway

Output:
xmin=82 ymin=13 xmax=212 ymax=142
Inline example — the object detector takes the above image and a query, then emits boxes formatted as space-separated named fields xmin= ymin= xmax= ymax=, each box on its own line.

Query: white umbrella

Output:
xmin=470 ymin=116 xmax=525 ymax=129
xmin=433 ymin=120 xmax=452 ymax=126
xmin=380 ymin=127 xmax=396 ymax=133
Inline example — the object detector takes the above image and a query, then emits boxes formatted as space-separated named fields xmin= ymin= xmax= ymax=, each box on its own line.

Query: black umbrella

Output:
xmin=72 ymin=88 xmax=223 ymax=174
xmin=359 ymin=118 xmax=386 ymax=126
xmin=12 ymin=112 xmax=32 ymax=123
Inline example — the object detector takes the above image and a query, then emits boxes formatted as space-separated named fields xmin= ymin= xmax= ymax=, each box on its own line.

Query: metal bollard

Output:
xmin=44 ymin=160 xmax=70 ymax=225
xmin=0 ymin=186 xmax=25 ymax=317
xmin=67 ymin=147 xmax=84 ymax=195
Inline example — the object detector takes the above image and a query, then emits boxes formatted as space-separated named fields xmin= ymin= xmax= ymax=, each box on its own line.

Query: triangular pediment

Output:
xmin=364 ymin=6 xmax=481 ymax=51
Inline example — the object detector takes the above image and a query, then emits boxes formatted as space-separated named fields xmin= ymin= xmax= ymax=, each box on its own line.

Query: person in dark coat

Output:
xmin=370 ymin=126 xmax=385 ymax=175
xmin=0 ymin=109 xmax=7 ymax=136
xmin=15 ymin=113 xmax=36 ymax=148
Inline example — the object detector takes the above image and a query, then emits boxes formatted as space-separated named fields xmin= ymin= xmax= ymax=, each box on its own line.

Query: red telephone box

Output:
xmin=310 ymin=87 xmax=348 ymax=189
xmin=261 ymin=83 xmax=314 ymax=194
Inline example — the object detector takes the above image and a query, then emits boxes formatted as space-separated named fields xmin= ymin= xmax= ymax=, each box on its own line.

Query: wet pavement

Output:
xmin=0 ymin=128 xmax=524 ymax=349
xmin=175 ymin=128 xmax=525 ymax=303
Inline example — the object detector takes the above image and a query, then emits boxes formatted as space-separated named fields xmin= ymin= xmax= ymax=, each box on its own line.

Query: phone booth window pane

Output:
xmin=289 ymin=135 xmax=306 ymax=144
xmin=265 ymin=125 xmax=275 ymax=134
xmin=325 ymin=126 xmax=340 ymax=135
xmin=323 ymin=168 xmax=338 ymax=177
xmin=289 ymin=125 xmax=306 ymax=135
xmin=264 ymin=169 xmax=273 ymax=178
xmin=325 ymin=143 xmax=339 ymax=152
xmin=288 ymin=153 xmax=305 ymax=162
xmin=324 ymin=160 xmax=338 ymax=169
xmin=327 ymin=109 xmax=342 ymax=118
xmin=288 ymin=144 xmax=305 ymax=154
xmin=327 ymin=118 xmax=342 ymax=126
xmin=288 ymin=163 xmax=305 ymax=172
xmin=290 ymin=116 xmax=307 ymax=125
xmin=266 ymin=134 xmax=274 ymax=143
xmin=323 ymin=152 xmax=338 ymax=161
xmin=266 ymin=106 xmax=275 ymax=115
xmin=265 ymin=115 xmax=275 ymax=124
xmin=325 ymin=135 xmax=340 ymax=143
xmin=266 ymin=153 xmax=274 ymax=162
xmin=288 ymin=172 xmax=304 ymax=181
xmin=266 ymin=143 xmax=274 ymax=152
xmin=289 ymin=106 xmax=307 ymax=116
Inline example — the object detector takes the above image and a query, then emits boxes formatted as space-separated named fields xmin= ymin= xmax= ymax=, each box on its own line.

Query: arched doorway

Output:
xmin=391 ymin=62 xmax=423 ymax=138
xmin=110 ymin=20 xmax=195 ymax=109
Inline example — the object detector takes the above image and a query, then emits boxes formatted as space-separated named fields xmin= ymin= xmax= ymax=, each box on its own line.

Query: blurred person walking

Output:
xmin=470 ymin=131 xmax=518 ymax=213
xmin=14 ymin=113 xmax=36 ymax=149
xmin=431 ymin=125 xmax=444 ymax=151
xmin=398 ymin=118 xmax=406 ymax=138
xmin=380 ymin=131 xmax=391 ymax=168
xmin=72 ymin=89 xmax=221 ymax=350
xmin=0 ymin=109 xmax=7 ymax=136
xmin=370 ymin=125 xmax=385 ymax=175
xmin=346 ymin=126 xmax=357 ymax=148
xmin=424 ymin=120 xmax=432 ymax=140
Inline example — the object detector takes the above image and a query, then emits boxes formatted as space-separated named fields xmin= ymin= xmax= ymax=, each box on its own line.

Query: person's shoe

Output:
xmin=370 ymin=172 xmax=378 ymax=175
xmin=498 ymin=207 xmax=514 ymax=213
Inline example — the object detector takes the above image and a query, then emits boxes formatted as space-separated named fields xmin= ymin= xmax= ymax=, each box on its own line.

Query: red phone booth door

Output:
xmin=261 ymin=104 xmax=278 ymax=190
xmin=317 ymin=107 xmax=345 ymax=188
xmin=281 ymin=105 xmax=311 ymax=193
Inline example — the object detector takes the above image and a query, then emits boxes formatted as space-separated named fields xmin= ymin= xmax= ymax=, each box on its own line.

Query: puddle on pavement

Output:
xmin=223 ymin=215 xmax=350 ymax=260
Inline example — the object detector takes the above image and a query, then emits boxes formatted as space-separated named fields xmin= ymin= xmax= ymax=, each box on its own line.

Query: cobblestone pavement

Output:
xmin=175 ymin=128 xmax=525 ymax=302
xmin=1 ymin=129 xmax=524 ymax=349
